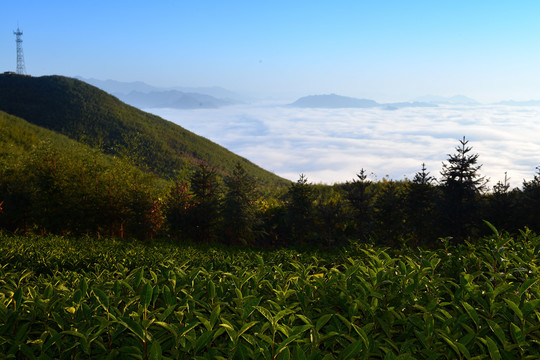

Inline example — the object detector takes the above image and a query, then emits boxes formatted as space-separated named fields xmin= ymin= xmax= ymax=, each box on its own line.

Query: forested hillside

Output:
xmin=0 ymin=73 xmax=287 ymax=186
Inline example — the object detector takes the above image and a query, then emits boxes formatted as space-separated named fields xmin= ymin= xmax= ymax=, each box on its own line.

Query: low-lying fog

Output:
xmin=148 ymin=104 xmax=540 ymax=187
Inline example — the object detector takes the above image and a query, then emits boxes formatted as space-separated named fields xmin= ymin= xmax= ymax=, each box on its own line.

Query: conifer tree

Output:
xmin=222 ymin=162 xmax=260 ymax=246
xmin=342 ymin=169 xmax=373 ymax=240
xmin=372 ymin=178 xmax=406 ymax=245
xmin=440 ymin=137 xmax=487 ymax=241
xmin=286 ymin=174 xmax=313 ymax=246
xmin=190 ymin=163 xmax=221 ymax=243
xmin=163 ymin=181 xmax=194 ymax=239
xmin=406 ymin=163 xmax=441 ymax=244
xmin=520 ymin=166 xmax=540 ymax=232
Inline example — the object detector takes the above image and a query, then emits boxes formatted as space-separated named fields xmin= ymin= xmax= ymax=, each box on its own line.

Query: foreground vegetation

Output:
xmin=0 ymin=230 xmax=539 ymax=359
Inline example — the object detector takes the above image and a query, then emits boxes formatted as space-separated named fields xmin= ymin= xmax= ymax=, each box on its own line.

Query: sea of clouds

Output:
xmin=147 ymin=104 xmax=540 ymax=188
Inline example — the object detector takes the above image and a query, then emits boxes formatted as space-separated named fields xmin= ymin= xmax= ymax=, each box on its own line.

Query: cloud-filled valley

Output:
xmin=149 ymin=104 xmax=540 ymax=187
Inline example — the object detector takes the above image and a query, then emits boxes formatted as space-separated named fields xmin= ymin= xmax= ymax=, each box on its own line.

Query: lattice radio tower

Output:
xmin=13 ymin=27 xmax=26 ymax=75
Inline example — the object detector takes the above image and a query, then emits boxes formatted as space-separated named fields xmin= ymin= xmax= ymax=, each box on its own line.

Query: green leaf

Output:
xmin=122 ymin=317 xmax=146 ymax=341
xmin=316 ymin=314 xmax=333 ymax=333
xmin=292 ymin=345 xmax=307 ymax=360
xmin=509 ymin=323 xmax=525 ymax=345
xmin=275 ymin=334 xmax=300 ymax=356
xmin=162 ymin=285 xmax=174 ymax=306
xmin=255 ymin=306 xmax=274 ymax=323
xmin=462 ymin=302 xmax=479 ymax=328
xmin=149 ymin=341 xmax=162 ymax=360
xmin=141 ymin=283 xmax=153 ymax=309
xmin=79 ymin=278 xmax=88 ymax=297
xmin=195 ymin=330 xmax=214 ymax=354
xmin=134 ymin=267 xmax=144 ymax=288
xmin=485 ymin=336 xmax=501 ymax=360
xmin=94 ymin=288 xmax=109 ymax=310
xmin=13 ymin=287 xmax=22 ymax=310
xmin=522 ymin=299 xmax=540 ymax=318
xmin=483 ymin=220 xmax=499 ymax=238
xmin=238 ymin=321 xmax=259 ymax=338
xmin=487 ymin=319 xmax=506 ymax=346
xmin=339 ymin=340 xmax=363 ymax=360
xmin=503 ymin=299 xmax=523 ymax=321
xmin=519 ymin=278 xmax=538 ymax=298
xmin=276 ymin=347 xmax=291 ymax=360
xmin=208 ymin=280 xmax=216 ymax=299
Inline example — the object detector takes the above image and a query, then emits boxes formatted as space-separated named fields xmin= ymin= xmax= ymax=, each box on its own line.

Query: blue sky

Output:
xmin=1 ymin=1 xmax=539 ymax=101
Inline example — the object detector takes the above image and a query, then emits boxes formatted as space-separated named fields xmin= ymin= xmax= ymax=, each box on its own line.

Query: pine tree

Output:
xmin=372 ymin=178 xmax=406 ymax=245
xmin=190 ymin=163 xmax=221 ymax=243
xmin=406 ymin=163 xmax=441 ymax=245
xmin=486 ymin=172 xmax=514 ymax=232
xmin=342 ymin=169 xmax=373 ymax=240
xmin=222 ymin=162 xmax=260 ymax=246
xmin=520 ymin=166 xmax=540 ymax=232
xmin=286 ymin=174 xmax=314 ymax=247
xmin=440 ymin=137 xmax=487 ymax=241
xmin=163 ymin=181 xmax=194 ymax=239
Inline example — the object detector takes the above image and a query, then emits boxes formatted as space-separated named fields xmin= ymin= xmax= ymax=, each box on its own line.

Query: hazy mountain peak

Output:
xmin=289 ymin=94 xmax=379 ymax=108
xmin=413 ymin=94 xmax=478 ymax=105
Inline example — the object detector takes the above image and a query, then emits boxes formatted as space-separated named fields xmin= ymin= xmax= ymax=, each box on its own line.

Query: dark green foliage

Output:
xmin=341 ymin=169 xmax=374 ymax=240
xmin=405 ymin=164 xmax=442 ymax=245
xmin=163 ymin=181 xmax=194 ymax=238
xmin=440 ymin=137 xmax=487 ymax=241
xmin=0 ymin=112 xmax=164 ymax=238
xmin=190 ymin=163 xmax=222 ymax=243
xmin=520 ymin=167 xmax=540 ymax=231
xmin=0 ymin=73 xmax=288 ymax=186
xmin=485 ymin=173 xmax=515 ymax=231
xmin=0 ymin=232 xmax=538 ymax=358
xmin=222 ymin=162 xmax=260 ymax=246
xmin=372 ymin=179 xmax=407 ymax=245
xmin=286 ymin=174 xmax=314 ymax=246
xmin=312 ymin=186 xmax=349 ymax=248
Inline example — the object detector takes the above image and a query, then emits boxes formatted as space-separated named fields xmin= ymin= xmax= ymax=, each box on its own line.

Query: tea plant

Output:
xmin=0 ymin=231 xmax=538 ymax=359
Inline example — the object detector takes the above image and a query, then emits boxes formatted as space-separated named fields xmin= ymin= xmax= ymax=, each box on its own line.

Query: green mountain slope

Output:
xmin=0 ymin=74 xmax=287 ymax=186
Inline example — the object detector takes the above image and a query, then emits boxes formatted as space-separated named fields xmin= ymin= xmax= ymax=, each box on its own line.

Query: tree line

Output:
xmin=1 ymin=137 xmax=539 ymax=247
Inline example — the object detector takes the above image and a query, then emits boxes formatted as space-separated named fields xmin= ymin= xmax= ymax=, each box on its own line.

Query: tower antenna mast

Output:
xmin=13 ymin=27 xmax=26 ymax=75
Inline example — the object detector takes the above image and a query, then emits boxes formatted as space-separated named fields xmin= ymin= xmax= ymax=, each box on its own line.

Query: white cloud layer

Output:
xmin=148 ymin=104 xmax=540 ymax=188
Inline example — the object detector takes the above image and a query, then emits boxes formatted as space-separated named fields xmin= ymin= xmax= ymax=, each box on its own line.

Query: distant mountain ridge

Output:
xmin=120 ymin=90 xmax=236 ymax=109
xmin=0 ymin=74 xmax=287 ymax=186
xmin=495 ymin=99 xmax=540 ymax=106
xmin=413 ymin=95 xmax=478 ymax=105
xmin=289 ymin=94 xmax=436 ymax=109
xmin=76 ymin=77 xmax=246 ymax=109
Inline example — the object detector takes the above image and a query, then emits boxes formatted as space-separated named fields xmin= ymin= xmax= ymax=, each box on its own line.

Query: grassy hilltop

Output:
xmin=0 ymin=73 xmax=287 ymax=186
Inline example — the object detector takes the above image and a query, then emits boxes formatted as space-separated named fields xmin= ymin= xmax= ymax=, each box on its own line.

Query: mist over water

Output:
xmin=148 ymin=104 xmax=540 ymax=187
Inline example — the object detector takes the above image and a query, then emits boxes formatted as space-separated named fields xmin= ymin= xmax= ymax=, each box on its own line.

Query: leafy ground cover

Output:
xmin=0 ymin=230 xmax=539 ymax=359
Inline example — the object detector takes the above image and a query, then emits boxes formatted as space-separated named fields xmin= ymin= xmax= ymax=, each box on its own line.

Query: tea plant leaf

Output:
xmin=509 ymin=323 xmax=525 ymax=345
xmin=149 ymin=340 xmax=162 ymax=360
xmin=134 ymin=267 xmax=144 ymax=289
xmin=238 ymin=321 xmax=259 ymax=338
xmin=487 ymin=319 xmax=506 ymax=346
xmin=141 ymin=283 xmax=153 ymax=309
xmin=275 ymin=334 xmax=300 ymax=356
xmin=485 ymin=336 xmax=501 ymax=360
xmin=519 ymin=278 xmax=538 ymax=298
xmin=462 ymin=302 xmax=480 ymax=328
xmin=522 ymin=299 xmax=540 ymax=318
xmin=503 ymin=299 xmax=523 ymax=322
xmin=194 ymin=330 xmax=214 ymax=354
xmin=93 ymin=288 xmax=109 ymax=310
xmin=316 ymin=314 xmax=333 ymax=332
xmin=292 ymin=345 xmax=308 ymax=360
xmin=338 ymin=339 xmax=363 ymax=360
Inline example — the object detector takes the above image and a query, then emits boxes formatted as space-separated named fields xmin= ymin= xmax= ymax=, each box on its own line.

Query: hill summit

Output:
xmin=0 ymin=74 xmax=287 ymax=186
